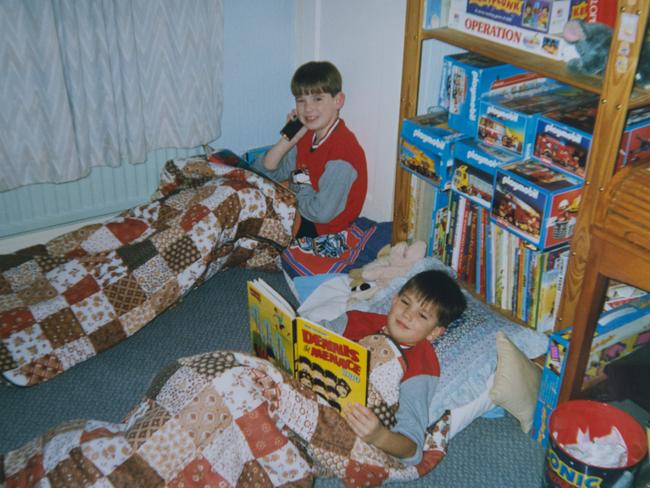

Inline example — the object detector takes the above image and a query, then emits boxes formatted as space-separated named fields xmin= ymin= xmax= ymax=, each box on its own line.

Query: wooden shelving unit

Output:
xmin=393 ymin=0 xmax=650 ymax=401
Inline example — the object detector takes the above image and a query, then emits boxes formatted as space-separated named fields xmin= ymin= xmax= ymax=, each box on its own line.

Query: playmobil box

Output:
xmin=423 ymin=0 xmax=451 ymax=28
xmin=491 ymin=159 xmax=583 ymax=249
xmin=447 ymin=0 xmax=572 ymax=60
xmin=478 ymin=81 xmax=596 ymax=158
xmin=400 ymin=112 xmax=471 ymax=189
xmin=428 ymin=188 xmax=452 ymax=258
xmin=531 ymin=294 xmax=650 ymax=447
xmin=616 ymin=105 xmax=650 ymax=172
xmin=535 ymin=103 xmax=650 ymax=178
xmin=534 ymin=103 xmax=598 ymax=179
xmin=441 ymin=52 xmax=528 ymax=137
xmin=465 ymin=0 xmax=571 ymax=35
xmin=451 ymin=138 xmax=520 ymax=209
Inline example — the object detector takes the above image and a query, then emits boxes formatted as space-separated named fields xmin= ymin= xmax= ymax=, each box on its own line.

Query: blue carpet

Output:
xmin=0 ymin=266 xmax=547 ymax=487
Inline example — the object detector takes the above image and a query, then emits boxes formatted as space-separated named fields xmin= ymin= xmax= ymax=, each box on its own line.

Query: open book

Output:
xmin=247 ymin=278 xmax=368 ymax=410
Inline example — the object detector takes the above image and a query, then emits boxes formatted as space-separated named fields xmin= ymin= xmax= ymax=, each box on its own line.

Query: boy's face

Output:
xmin=386 ymin=291 xmax=445 ymax=346
xmin=294 ymin=91 xmax=344 ymax=140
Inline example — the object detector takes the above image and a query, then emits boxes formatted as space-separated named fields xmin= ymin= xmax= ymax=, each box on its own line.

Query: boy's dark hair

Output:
xmin=399 ymin=270 xmax=467 ymax=328
xmin=291 ymin=61 xmax=342 ymax=97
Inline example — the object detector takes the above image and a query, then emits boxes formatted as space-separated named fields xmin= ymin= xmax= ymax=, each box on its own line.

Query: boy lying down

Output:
xmin=1 ymin=270 xmax=466 ymax=487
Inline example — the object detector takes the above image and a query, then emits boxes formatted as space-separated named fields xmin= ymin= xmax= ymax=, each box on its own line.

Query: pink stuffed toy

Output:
xmin=360 ymin=241 xmax=427 ymax=288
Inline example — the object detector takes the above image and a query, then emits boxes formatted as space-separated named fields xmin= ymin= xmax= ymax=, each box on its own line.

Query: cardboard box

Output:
xmin=478 ymin=81 xmax=596 ymax=158
xmin=441 ymin=52 xmax=528 ymax=137
xmin=400 ymin=112 xmax=470 ymax=189
xmin=429 ymin=187 xmax=452 ymax=259
xmin=492 ymin=159 xmax=583 ymax=249
xmin=570 ymin=0 xmax=617 ymax=28
xmin=465 ymin=0 xmax=571 ymax=35
xmin=423 ymin=0 xmax=451 ymax=29
xmin=448 ymin=0 xmax=572 ymax=60
xmin=531 ymin=294 xmax=650 ymax=447
xmin=616 ymin=105 xmax=650 ymax=172
xmin=452 ymin=138 xmax=520 ymax=208
xmin=534 ymin=103 xmax=650 ymax=178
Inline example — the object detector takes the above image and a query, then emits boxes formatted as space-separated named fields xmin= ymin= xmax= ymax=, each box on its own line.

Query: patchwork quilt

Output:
xmin=1 ymin=335 xmax=449 ymax=487
xmin=0 ymin=156 xmax=296 ymax=386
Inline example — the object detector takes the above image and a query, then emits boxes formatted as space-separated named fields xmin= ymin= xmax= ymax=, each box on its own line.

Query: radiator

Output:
xmin=0 ymin=146 xmax=200 ymax=238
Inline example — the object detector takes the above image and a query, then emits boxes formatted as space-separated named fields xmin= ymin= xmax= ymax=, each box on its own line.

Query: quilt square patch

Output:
xmin=81 ymin=435 xmax=132 ymax=476
xmin=257 ymin=441 xmax=312 ymax=486
xmin=3 ymin=259 xmax=43 ymax=292
xmin=161 ymin=236 xmax=201 ymax=274
xmin=103 ymin=275 xmax=147 ymax=316
xmin=310 ymin=405 xmax=356 ymax=456
xmin=107 ymin=453 xmax=164 ymax=488
xmin=0 ymin=307 xmax=35 ymax=339
xmin=54 ymin=337 xmax=95 ymax=369
xmin=132 ymin=255 xmax=174 ymax=295
xmin=89 ymin=319 xmax=127 ymax=353
xmin=28 ymin=295 xmax=68 ymax=322
xmin=150 ymin=226 xmax=184 ymax=253
xmin=126 ymin=404 xmax=172 ymax=451
xmin=180 ymin=204 xmax=210 ymax=232
xmin=106 ymin=218 xmax=149 ymax=245
xmin=33 ymin=255 xmax=68 ymax=274
xmin=4 ymin=323 xmax=53 ymax=366
xmin=174 ymin=384 xmax=232 ymax=448
xmin=117 ymin=240 xmax=158 ymax=271
xmin=80 ymin=226 xmax=124 ymax=254
xmin=63 ymin=274 xmax=100 ymax=306
xmin=70 ymin=292 xmax=117 ymax=334
xmin=187 ymin=212 xmax=220 ymax=256
xmin=236 ymin=403 xmax=287 ymax=458
xmin=46 ymin=447 xmax=103 ymax=487
xmin=201 ymin=423 xmax=251 ymax=486
xmin=119 ymin=302 xmax=157 ymax=337
xmin=16 ymin=277 xmax=58 ymax=306
xmin=168 ymin=456 xmax=229 ymax=488
xmin=18 ymin=353 xmax=65 ymax=386
xmin=156 ymin=366 xmax=209 ymax=416
xmin=87 ymin=251 xmax=128 ymax=288
xmin=0 ymin=341 xmax=19 ymax=372
xmin=214 ymin=193 xmax=241 ymax=229
xmin=148 ymin=280 xmax=180 ymax=314
xmin=46 ymin=260 xmax=87 ymax=294
xmin=138 ymin=417 xmax=197 ymax=482
xmin=40 ymin=308 xmax=85 ymax=348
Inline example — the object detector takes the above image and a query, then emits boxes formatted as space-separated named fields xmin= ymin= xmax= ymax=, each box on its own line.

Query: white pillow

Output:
xmin=449 ymin=372 xmax=496 ymax=439
xmin=489 ymin=330 xmax=542 ymax=433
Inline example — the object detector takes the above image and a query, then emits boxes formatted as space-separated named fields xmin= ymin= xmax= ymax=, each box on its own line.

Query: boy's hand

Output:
xmin=343 ymin=403 xmax=384 ymax=445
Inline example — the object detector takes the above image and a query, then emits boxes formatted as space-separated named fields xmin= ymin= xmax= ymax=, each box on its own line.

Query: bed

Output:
xmin=0 ymin=154 xmax=296 ymax=386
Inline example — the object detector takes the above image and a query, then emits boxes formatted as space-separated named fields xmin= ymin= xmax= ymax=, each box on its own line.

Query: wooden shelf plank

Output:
xmin=423 ymin=28 xmax=650 ymax=107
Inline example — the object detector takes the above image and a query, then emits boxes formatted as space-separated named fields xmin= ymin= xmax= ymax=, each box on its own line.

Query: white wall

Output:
xmin=295 ymin=0 xmax=406 ymax=223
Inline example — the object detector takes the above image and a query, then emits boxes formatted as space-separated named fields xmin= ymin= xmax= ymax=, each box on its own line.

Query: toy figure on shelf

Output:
xmin=562 ymin=20 xmax=650 ymax=88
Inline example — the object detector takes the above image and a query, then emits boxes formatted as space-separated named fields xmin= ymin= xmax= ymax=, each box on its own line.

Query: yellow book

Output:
xmin=247 ymin=278 xmax=368 ymax=410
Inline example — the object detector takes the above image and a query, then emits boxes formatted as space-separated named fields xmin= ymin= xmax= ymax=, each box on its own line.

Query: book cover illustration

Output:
xmin=294 ymin=317 xmax=368 ymax=411
xmin=247 ymin=279 xmax=296 ymax=373
xmin=247 ymin=278 xmax=368 ymax=410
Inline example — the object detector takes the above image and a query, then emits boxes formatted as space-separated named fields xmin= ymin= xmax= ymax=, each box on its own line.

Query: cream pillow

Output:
xmin=489 ymin=330 xmax=542 ymax=433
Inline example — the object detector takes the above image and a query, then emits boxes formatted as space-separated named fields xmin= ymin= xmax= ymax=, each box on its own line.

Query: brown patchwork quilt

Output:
xmin=1 ymin=334 xmax=449 ymax=487
xmin=0 ymin=156 xmax=296 ymax=386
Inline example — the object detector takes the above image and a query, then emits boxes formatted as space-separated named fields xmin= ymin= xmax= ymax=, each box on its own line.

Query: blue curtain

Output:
xmin=0 ymin=0 xmax=224 ymax=191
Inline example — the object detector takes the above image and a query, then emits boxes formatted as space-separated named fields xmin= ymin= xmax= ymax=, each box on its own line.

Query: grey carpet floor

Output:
xmin=0 ymin=266 xmax=547 ymax=487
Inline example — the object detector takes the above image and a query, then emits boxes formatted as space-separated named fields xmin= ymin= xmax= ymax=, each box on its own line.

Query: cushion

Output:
xmin=489 ymin=330 xmax=542 ymax=433
xmin=349 ymin=256 xmax=549 ymax=425
xmin=449 ymin=372 xmax=496 ymax=439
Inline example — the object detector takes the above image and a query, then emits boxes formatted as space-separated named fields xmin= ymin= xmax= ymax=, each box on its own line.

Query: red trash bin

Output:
xmin=544 ymin=400 xmax=648 ymax=488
